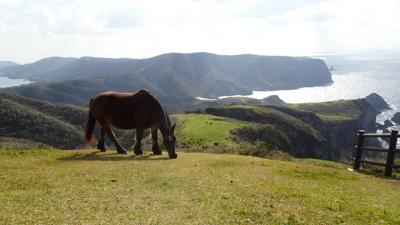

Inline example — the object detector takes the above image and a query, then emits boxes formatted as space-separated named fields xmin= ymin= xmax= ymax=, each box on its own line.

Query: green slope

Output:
xmin=0 ymin=93 xmax=86 ymax=149
xmin=0 ymin=137 xmax=52 ymax=150
xmin=0 ymin=150 xmax=399 ymax=225
xmin=174 ymin=113 xmax=291 ymax=156
xmin=174 ymin=113 xmax=245 ymax=151
xmin=289 ymin=99 xmax=370 ymax=122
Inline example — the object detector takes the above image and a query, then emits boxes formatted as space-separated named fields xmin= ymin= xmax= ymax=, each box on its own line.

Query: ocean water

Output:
xmin=0 ymin=76 xmax=32 ymax=88
xmin=219 ymin=53 xmax=400 ymax=124
xmin=239 ymin=73 xmax=399 ymax=124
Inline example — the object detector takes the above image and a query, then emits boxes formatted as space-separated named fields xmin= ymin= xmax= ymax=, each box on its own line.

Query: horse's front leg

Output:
xmin=134 ymin=128 xmax=144 ymax=155
xmin=151 ymin=126 xmax=161 ymax=155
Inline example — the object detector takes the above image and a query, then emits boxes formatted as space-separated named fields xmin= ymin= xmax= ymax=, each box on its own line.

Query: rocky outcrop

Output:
xmin=392 ymin=112 xmax=400 ymax=124
xmin=365 ymin=93 xmax=390 ymax=112
xmin=262 ymin=95 xmax=285 ymax=106
xmin=384 ymin=120 xmax=394 ymax=127
xmin=376 ymin=113 xmax=399 ymax=132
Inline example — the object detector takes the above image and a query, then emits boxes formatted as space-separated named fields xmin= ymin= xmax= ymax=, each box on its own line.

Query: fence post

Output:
xmin=354 ymin=130 xmax=365 ymax=171
xmin=385 ymin=130 xmax=398 ymax=177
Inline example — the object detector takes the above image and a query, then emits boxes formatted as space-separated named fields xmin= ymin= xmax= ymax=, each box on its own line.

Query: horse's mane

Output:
xmin=133 ymin=89 xmax=172 ymax=133
xmin=142 ymin=90 xmax=171 ymax=134
xmin=136 ymin=89 xmax=150 ymax=95
xmin=164 ymin=108 xmax=172 ymax=127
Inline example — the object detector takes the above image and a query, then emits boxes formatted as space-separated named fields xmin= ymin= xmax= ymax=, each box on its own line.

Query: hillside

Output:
xmin=1 ymin=53 xmax=332 ymax=102
xmin=0 ymin=57 xmax=76 ymax=78
xmin=0 ymin=137 xmax=52 ymax=150
xmin=0 ymin=93 xmax=376 ymax=160
xmin=0 ymin=93 xmax=86 ymax=149
xmin=203 ymin=105 xmax=326 ymax=158
xmin=0 ymin=150 xmax=399 ymax=224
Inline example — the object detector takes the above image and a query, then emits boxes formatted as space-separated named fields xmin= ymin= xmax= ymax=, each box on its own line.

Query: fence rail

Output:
xmin=353 ymin=130 xmax=399 ymax=176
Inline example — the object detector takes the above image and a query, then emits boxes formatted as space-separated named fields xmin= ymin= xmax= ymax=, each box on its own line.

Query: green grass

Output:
xmin=0 ymin=149 xmax=399 ymax=224
xmin=289 ymin=99 xmax=368 ymax=122
xmin=174 ymin=114 xmax=246 ymax=151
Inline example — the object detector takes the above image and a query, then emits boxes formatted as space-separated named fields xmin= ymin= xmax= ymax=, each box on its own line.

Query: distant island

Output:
xmin=0 ymin=52 xmax=332 ymax=107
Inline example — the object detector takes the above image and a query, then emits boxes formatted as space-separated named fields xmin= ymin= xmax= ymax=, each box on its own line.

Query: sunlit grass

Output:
xmin=0 ymin=149 xmax=399 ymax=224
xmin=175 ymin=114 xmax=245 ymax=150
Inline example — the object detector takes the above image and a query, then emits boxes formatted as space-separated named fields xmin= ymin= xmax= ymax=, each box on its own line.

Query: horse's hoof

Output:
xmin=153 ymin=151 xmax=162 ymax=155
xmin=134 ymin=151 xmax=143 ymax=156
xmin=117 ymin=150 xmax=127 ymax=154
xmin=100 ymin=149 xmax=106 ymax=152
xmin=169 ymin=154 xmax=178 ymax=159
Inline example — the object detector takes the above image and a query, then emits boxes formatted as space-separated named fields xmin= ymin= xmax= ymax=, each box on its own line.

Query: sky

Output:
xmin=1 ymin=0 xmax=400 ymax=63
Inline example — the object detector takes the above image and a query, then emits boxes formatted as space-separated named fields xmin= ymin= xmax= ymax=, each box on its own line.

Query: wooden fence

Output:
xmin=353 ymin=129 xmax=400 ymax=176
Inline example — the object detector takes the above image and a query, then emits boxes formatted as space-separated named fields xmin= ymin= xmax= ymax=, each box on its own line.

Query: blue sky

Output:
xmin=1 ymin=0 xmax=400 ymax=63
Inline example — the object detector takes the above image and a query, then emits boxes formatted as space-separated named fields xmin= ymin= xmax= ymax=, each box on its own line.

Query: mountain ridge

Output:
xmin=0 ymin=61 xmax=19 ymax=70
xmin=1 ymin=52 xmax=332 ymax=100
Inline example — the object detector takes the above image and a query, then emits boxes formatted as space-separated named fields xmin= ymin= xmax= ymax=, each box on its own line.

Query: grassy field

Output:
xmin=1 ymin=149 xmax=399 ymax=225
xmin=174 ymin=114 xmax=245 ymax=151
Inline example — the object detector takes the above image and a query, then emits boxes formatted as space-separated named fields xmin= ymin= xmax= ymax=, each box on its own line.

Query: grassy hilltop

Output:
xmin=0 ymin=94 xmax=398 ymax=224
xmin=0 ymin=92 xmax=377 ymax=161
xmin=0 ymin=150 xmax=399 ymax=225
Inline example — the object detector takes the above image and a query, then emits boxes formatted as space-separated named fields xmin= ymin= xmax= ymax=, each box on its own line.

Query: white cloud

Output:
xmin=0 ymin=0 xmax=399 ymax=63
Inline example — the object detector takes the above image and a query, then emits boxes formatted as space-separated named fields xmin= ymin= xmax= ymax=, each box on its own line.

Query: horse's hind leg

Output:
xmin=97 ymin=128 xmax=106 ymax=152
xmin=134 ymin=128 xmax=144 ymax=155
xmin=102 ymin=121 xmax=127 ymax=154
xmin=151 ymin=127 xmax=161 ymax=155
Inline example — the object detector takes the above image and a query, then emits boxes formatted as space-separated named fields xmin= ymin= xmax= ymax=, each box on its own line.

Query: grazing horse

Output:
xmin=84 ymin=89 xmax=177 ymax=159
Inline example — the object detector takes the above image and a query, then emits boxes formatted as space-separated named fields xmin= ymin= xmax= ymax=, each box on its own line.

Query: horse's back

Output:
xmin=90 ymin=90 xmax=148 ymax=108
xmin=89 ymin=90 xmax=159 ymax=129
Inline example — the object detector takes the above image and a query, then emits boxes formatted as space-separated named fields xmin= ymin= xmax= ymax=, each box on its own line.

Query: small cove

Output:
xmin=0 ymin=76 xmax=32 ymax=88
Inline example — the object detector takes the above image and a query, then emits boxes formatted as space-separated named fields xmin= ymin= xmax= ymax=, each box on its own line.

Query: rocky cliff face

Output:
xmin=365 ymin=93 xmax=391 ymax=112
xmin=205 ymin=99 xmax=377 ymax=161
xmin=392 ymin=112 xmax=400 ymax=124
xmin=322 ymin=102 xmax=376 ymax=160
xmin=275 ymin=99 xmax=377 ymax=160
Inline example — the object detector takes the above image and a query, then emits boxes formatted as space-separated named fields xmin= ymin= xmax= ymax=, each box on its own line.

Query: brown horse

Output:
xmin=84 ymin=89 xmax=177 ymax=159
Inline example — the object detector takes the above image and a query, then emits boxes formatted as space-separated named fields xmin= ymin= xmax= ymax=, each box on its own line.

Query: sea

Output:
xmin=0 ymin=75 xmax=32 ymax=88
xmin=215 ymin=52 xmax=400 ymax=125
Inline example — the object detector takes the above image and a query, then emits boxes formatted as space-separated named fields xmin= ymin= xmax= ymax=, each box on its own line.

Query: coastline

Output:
xmin=0 ymin=76 xmax=32 ymax=88
xmin=197 ymin=73 xmax=399 ymax=124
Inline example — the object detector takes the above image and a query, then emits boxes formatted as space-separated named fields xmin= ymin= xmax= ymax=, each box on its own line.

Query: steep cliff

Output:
xmin=205 ymin=105 xmax=327 ymax=158
xmin=285 ymin=99 xmax=377 ymax=160
xmin=205 ymin=99 xmax=377 ymax=161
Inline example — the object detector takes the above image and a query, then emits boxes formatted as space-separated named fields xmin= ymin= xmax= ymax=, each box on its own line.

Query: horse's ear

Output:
xmin=171 ymin=123 xmax=176 ymax=133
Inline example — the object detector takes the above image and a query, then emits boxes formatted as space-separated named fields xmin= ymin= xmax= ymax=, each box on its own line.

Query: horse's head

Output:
xmin=163 ymin=123 xmax=177 ymax=159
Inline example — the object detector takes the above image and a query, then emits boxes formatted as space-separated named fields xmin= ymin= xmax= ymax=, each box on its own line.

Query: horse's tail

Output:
xmin=84 ymin=109 xmax=96 ymax=144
